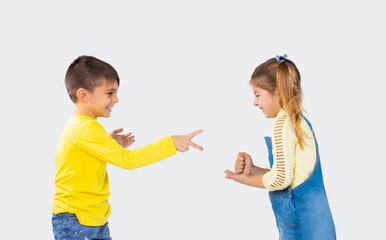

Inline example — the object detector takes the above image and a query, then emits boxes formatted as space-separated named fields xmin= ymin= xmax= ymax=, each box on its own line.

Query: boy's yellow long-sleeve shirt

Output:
xmin=52 ymin=114 xmax=177 ymax=226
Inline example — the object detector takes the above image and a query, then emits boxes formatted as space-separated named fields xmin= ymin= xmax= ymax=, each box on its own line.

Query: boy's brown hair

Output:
xmin=65 ymin=55 xmax=120 ymax=103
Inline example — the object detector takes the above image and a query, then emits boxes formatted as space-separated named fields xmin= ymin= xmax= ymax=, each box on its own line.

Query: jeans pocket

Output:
xmin=281 ymin=198 xmax=297 ymax=226
xmin=270 ymin=197 xmax=298 ymax=228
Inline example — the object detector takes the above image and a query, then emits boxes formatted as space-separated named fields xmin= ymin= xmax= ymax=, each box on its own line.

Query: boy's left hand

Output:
xmin=110 ymin=128 xmax=135 ymax=148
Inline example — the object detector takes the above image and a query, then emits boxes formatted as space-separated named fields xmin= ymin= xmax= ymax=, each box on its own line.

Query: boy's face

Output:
xmin=86 ymin=79 xmax=119 ymax=119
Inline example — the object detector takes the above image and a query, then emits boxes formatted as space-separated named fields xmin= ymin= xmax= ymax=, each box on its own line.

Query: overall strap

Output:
xmin=303 ymin=116 xmax=314 ymax=135
xmin=264 ymin=136 xmax=274 ymax=168
xmin=303 ymin=116 xmax=319 ymax=152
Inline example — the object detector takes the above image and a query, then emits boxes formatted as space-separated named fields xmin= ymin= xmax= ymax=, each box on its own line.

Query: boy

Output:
xmin=52 ymin=56 xmax=203 ymax=240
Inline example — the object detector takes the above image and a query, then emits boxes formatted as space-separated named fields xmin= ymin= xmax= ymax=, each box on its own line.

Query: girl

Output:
xmin=225 ymin=55 xmax=336 ymax=239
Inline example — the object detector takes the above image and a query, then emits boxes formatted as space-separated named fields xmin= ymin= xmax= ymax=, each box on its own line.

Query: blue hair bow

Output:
xmin=275 ymin=54 xmax=287 ymax=64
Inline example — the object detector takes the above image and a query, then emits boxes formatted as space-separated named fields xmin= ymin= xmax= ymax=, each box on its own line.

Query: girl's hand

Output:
xmin=225 ymin=154 xmax=270 ymax=188
xmin=235 ymin=152 xmax=253 ymax=175
xmin=171 ymin=129 xmax=204 ymax=152
xmin=224 ymin=170 xmax=251 ymax=185
xmin=225 ymin=170 xmax=260 ymax=187
xmin=109 ymin=128 xmax=135 ymax=148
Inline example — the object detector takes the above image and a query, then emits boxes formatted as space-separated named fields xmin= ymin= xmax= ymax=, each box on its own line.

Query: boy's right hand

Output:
xmin=110 ymin=128 xmax=135 ymax=148
xmin=171 ymin=129 xmax=204 ymax=152
xmin=235 ymin=152 xmax=253 ymax=175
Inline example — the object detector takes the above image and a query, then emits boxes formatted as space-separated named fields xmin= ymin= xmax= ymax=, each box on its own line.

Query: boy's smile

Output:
xmin=75 ymin=79 xmax=119 ymax=119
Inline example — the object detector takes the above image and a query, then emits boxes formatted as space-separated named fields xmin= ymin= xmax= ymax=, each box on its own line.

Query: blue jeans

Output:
xmin=52 ymin=213 xmax=112 ymax=240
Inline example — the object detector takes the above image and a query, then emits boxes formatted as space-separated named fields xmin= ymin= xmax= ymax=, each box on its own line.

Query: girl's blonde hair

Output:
xmin=250 ymin=56 xmax=306 ymax=149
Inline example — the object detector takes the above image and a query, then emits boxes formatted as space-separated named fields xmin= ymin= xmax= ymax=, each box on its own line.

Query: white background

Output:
xmin=1 ymin=0 xmax=385 ymax=239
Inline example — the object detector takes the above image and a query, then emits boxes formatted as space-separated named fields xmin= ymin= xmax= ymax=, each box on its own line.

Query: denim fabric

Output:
xmin=265 ymin=117 xmax=336 ymax=240
xmin=52 ymin=213 xmax=112 ymax=240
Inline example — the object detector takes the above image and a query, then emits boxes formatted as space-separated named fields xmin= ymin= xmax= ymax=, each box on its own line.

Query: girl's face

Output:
xmin=252 ymin=85 xmax=281 ymax=118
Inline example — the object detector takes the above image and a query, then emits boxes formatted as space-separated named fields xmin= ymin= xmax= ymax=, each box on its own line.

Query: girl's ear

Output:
xmin=273 ymin=88 xmax=282 ymax=107
xmin=76 ymin=88 xmax=88 ymax=103
xmin=274 ymin=88 xmax=280 ymax=96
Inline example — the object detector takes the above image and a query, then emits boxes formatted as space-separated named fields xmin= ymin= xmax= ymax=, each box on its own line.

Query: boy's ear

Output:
xmin=76 ymin=88 xmax=88 ymax=103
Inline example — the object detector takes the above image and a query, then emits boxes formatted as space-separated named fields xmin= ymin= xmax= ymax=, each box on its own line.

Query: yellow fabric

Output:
xmin=263 ymin=109 xmax=316 ymax=191
xmin=52 ymin=114 xmax=177 ymax=226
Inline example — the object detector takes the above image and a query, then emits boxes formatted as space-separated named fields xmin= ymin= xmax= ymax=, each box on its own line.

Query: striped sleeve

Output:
xmin=262 ymin=114 xmax=295 ymax=191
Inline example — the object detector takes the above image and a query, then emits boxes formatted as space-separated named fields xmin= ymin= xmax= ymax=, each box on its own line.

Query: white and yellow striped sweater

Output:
xmin=262 ymin=109 xmax=317 ymax=191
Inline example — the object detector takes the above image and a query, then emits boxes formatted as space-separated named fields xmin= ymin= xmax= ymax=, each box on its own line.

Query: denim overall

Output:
xmin=264 ymin=118 xmax=336 ymax=240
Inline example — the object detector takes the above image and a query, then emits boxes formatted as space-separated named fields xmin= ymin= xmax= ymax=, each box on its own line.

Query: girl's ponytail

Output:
xmin=277 ymin=60 xmax=306 ymax=149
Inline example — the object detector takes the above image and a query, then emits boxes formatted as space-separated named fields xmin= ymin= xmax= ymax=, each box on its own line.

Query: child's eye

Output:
xmin=107 ymin=92 xmax=113 ymax=96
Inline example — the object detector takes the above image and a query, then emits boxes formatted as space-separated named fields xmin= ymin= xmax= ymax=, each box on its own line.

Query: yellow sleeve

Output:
xmin=76 ymin=120 xmax=177 ymax=169
xmin=262 ymin=114 xmax=296 ymax=191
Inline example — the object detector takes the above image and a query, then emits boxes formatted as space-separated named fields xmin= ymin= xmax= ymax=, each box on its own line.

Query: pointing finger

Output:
xmin=189 ymin=141 xmax=204 ymax=151
xmin=189 ymin=129 xmax=203 ymax=139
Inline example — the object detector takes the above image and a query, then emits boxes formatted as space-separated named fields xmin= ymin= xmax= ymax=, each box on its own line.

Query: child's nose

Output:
xmin=114 ymin=96 xmax=119 ymax=103
xmin=253 ymin=99 xmax=259 ymax=106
